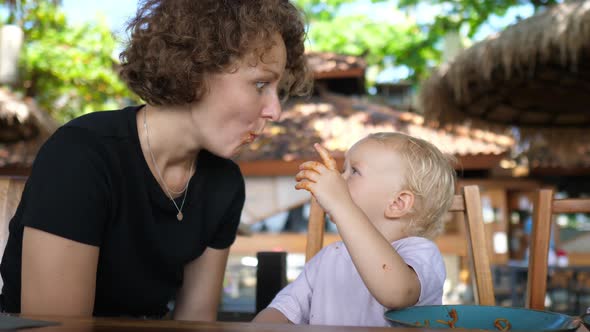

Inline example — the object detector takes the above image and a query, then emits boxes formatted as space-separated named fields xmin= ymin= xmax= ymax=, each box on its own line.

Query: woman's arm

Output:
xmin=173 ymin=247 xmax=229 ymax=321
xmin=21 ymin=227 xmax=99 ymax=316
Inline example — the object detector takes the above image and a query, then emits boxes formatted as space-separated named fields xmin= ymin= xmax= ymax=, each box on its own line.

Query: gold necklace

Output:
xmin=143 ymin=108 xmax=193 ymax=221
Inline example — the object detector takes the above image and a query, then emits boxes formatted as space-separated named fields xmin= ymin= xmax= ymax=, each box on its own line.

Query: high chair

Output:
xmin=527 ymin=188 xmax=590 ymax=310
xmin=305 ymin=184 xmax=496 ymax=305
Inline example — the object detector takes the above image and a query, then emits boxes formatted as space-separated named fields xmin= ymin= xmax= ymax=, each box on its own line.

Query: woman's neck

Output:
xmin=140 ymin=104 xmax=200 ymax=168
xmin=138 ymin=104 xmax=200 ymax=194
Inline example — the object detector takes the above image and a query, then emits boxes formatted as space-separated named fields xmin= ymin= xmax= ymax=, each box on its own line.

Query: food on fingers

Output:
xmin=313 ymin=143 xmax=337 ymax=170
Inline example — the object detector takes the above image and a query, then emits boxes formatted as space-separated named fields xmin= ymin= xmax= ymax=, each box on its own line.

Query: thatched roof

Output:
xmin=0 ymin=88 xmax=58 ymax=170
xmin=235 ymin=92 xmax=513 ymax=169
xmin=420 ymin=1 xmax=590 ymax=167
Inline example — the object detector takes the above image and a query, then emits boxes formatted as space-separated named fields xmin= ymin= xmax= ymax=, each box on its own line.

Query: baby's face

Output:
xmin=341 ymin=138 xmax=407 ymax=223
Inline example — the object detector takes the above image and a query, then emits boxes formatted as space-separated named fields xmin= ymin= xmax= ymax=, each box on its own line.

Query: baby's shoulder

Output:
xmin=307 ymin=241 xmax=350 ymax=265
xmin=393 ymin=236 xmax=442 ymax=257
xmin=394 ymin=236 xmax=437 ymax=247
xmin=314 ymin=241 xmax=346 ymax=259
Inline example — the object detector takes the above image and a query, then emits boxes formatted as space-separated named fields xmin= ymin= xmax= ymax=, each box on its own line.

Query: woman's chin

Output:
xmin=230 ymin=142 xmax=249 ymax=157
xmin=213 ymin=142 xmax=248 ymax=159
xmin=210 ymin=138 xmax=253 ymax=159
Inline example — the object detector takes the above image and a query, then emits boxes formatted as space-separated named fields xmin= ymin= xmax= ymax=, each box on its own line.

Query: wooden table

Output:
xmin=14 ymin=315 xmax=483 ymax=332
xmin=13 ymin=315 xmax=590 ymax=332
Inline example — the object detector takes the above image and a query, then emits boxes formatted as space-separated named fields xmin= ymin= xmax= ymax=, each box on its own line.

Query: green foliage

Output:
xmin=296 ymin=0 xmax=557 ymax=86
xmin=2 ymin=1 xmax=138 ymax=123
xmin=294 ymin=0 xmax=383 ymax=20
xmin=297 ymin=0 xmax=435 ymax=82
xmin=307 ymin=13 xmax=435 ymax=82
xmin=397 ymin=0 xmax=559 ymax=38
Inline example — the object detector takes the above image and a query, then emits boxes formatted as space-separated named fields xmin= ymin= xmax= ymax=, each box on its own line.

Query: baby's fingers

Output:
xmin=299 ymin=161 xmax=327 ymax=173
xmin=295 ymin=180 xmax=314 ymax=193
xmin=314 ymin=143 xmax=336 ymax=170
xmin=295 ymin=170 xmax=319 ymax=183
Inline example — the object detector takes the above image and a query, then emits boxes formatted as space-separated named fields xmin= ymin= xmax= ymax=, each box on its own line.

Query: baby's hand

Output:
xmin=295 ymin=144 xmax=352 ymax=219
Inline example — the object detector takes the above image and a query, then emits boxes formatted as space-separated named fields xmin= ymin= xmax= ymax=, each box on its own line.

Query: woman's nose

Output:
xmin=261 ymin=93 xmax=281 ymax=121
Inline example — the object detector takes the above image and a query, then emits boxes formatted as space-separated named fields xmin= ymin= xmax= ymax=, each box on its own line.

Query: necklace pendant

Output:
xmin=177 ymin=212 xmax=183 ymax=221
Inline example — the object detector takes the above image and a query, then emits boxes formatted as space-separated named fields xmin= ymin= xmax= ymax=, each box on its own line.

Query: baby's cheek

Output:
xmin=348 ymin=187 xmax=361 ymax=205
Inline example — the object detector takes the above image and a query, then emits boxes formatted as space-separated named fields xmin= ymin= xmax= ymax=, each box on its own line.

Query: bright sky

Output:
xmin=60 ymin=0 xmax=536 ymax=82
xmin=61 ymin=0 xmax=534 ymax=41
xmin=339 ymin=0 xmax=535 ymax=41
xmin=62 ymin=0 xmax=138 ymax=37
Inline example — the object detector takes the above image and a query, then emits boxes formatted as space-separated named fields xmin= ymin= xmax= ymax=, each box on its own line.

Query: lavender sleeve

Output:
xmin=395 ymin=237 xmax=446 ymax=305
xmin=267 ymin=248 xmax=326 ymax=324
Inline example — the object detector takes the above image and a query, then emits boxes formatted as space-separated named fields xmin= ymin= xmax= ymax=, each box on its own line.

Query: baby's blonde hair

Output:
xmin=367 ymin=132 xmax=456 ymax=239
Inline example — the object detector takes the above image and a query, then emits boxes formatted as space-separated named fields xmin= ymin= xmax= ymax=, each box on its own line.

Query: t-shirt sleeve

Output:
xmin=20 ymin=127 xmax=111 ymax=246
xmin=207 ymin=167 xmax=245 ymax=249
xmin=267 ymin=248 xmax=325 ymax=324
xmin=395 ymin=237 xmax=446 ymax=306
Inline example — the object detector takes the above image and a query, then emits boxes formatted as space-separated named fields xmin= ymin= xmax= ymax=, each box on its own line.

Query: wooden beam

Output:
xmin=230 ymin=233 xmax=341 ymax=255
xmin=552 ymin=198 xmax=590 ymax=214
xmin=0 ymin=167 xmax=31 ymax=176
xmin=238 ymin=153 xmax=504 ymax=176
xmin=530 ymin=167 xmax=590 ymax=176
xmin=230 ymin=232 xmax=467 ymax=256
xmin=458 ymin=178 xmax=541 ymax=190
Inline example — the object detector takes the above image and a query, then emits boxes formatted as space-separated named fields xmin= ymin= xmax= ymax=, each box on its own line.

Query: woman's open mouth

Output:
xmin=243 ymin=132 xmax=259 ymax=144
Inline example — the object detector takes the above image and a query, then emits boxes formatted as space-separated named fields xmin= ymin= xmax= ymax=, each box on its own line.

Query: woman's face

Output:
xmin=191 ymin=33 xmax=287 ymax=158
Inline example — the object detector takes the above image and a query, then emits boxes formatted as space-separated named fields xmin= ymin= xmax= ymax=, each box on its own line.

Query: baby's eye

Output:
xmin=351 ymin=167 xmax=359 ymax=175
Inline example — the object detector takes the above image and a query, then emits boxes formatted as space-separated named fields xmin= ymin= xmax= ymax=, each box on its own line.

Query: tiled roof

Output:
xmin=0 ymin=88 xmax=58 ymax=169
xmin=235 ymin=93 xmax=514 ymax=163
xmin=307 ymin=52 xmax=366 ymax=76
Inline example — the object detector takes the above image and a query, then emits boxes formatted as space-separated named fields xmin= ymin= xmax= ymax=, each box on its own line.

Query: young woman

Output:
xmin=0 ymin=0 xmax=311 ymax=320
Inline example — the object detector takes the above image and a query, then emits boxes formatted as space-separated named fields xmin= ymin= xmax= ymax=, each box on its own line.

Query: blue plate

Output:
xmin=384 ymin=305 xmax=581 ymax=331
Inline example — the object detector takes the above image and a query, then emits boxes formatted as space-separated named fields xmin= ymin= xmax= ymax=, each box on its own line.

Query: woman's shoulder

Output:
xmin=64 ymin=105 xmax=140 ymax=139
xmin=35 ymin=107 xmax=140 ymax=167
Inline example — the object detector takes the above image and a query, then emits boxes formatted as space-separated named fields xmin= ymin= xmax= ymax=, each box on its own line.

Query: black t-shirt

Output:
xmin=0 ymin=105 xmax=245 ymax=317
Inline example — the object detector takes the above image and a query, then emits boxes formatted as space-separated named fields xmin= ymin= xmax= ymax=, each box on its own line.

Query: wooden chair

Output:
xmin=0 ymin=176 xmax=26 ymax=248
xmin=305 ymin=184 xmax=496 ymax=306
xmin=526 ymin=188 xmax=590 ymax=310
xmin=0 ymin=176 xmax=27 ymax=289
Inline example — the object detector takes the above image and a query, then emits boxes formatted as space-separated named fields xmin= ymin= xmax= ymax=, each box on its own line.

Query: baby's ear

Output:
xmin=385 ymin=190 xmax=414 ymax=219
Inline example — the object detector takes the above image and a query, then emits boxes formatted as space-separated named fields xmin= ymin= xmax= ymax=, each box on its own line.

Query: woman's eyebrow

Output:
xmin=261 ymin=67 xmax=281 ymax=80
xmin=260 ymin=64 xmax=281 ymax=80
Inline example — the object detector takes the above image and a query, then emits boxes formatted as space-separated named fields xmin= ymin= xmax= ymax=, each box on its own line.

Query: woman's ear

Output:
xmin=385 ymin=190 xmax=415 ymax=219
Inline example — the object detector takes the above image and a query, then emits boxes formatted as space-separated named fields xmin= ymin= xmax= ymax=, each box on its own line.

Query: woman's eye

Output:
xmin=278 ymin=87 xmax=288 ymax=103
xmin=256 ymin=82 xmax=268 ymax=90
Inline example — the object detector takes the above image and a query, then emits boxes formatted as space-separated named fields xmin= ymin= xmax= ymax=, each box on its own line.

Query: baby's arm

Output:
xmin=253 ymin=308 xmax=291 ymax=323
xmin=295 ymin=144 xmax=420 ymax=309
xmin=252 ymin=250 xmax=323 ymax=324
xmin=329 ymin=198 xmax=421 ymax=309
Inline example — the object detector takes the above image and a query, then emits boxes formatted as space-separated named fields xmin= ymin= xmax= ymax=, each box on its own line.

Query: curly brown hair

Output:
xmin=119 ymin=0 xmax=311 ymax=106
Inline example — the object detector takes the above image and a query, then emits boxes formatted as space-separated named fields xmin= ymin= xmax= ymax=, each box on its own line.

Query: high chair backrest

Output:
xmin=527 ymin=188 xmax=590 ymax=310
xmin=305 ymin=184 xmax=496 ymax=305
